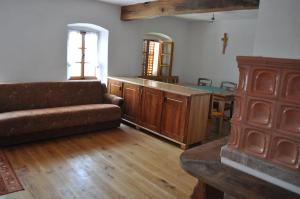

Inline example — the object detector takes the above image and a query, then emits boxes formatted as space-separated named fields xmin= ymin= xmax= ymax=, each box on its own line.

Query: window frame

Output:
xmin=68 ymin=31 xmax=98 ymax=80
xmin=142 ymin=39 xmax=174 ymax=77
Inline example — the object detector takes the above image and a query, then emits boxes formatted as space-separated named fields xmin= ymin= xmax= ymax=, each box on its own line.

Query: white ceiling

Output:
xmin=96 ymin=0 xmax=258 ymax=21
xmin=176 ymin=10 xmax=258 ymax=21
xmin=96 ymin=0 xmax=155 ymax=6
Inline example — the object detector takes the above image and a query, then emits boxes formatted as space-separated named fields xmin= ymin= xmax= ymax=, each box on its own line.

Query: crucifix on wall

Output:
xmin=221 ymin=33 xmax=228 ymax=54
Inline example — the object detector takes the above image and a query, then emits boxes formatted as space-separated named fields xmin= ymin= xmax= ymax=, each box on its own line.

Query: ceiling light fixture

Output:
xmin=210 ymin=13 xmax=215 ymax=23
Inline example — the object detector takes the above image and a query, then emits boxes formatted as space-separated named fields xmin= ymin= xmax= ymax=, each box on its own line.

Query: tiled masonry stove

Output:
xmin=221 ymin=56 xmax=300 ymax=194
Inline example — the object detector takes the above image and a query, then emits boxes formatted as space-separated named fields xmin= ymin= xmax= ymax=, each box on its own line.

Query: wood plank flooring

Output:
xmin=0 ymin=124 xmax=197 ymax=199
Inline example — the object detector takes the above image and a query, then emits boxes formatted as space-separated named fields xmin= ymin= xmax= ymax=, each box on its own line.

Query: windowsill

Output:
xmin=69 ymin=76 xmax=97 ymax=80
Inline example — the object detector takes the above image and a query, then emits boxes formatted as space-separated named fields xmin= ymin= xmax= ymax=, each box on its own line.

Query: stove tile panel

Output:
xmin=270 ymin=134 xmax=300 ymax=170
xmin=231 ymin=95 xmax=246 ymax=122
xmin=248 ymin=67 xmax=281 ymax=99
xmin=276 ymin=103 xmax=300 ymax=139
xmin=237 ymin=65 xmax=250 ymax=95
xmin=242 ymin=127 xmax=270 ymax=158
xmin=280 ymin=69 xmax=300 ymax=104
xmin=228 ymin=122 xmax=243 ymax=149
xmin=245 ymin=97 xmax=275 ymax=130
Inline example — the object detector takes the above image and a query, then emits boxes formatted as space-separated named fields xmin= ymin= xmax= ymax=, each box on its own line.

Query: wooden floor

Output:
xmin=0 ymin=124 xmax=197 ymax=199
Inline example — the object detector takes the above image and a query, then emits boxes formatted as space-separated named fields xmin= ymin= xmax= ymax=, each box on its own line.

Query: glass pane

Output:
xmin=152 ymin=42 xmax=160 ymax=76
xmin=161 ymin=55 xmax=170 ymax=65
xmin=67 ymin=31 xmax=82 ymax=64
xmin=69 ymin=63 xmax=81 ymax=77
xmin=162 ymin=43 xmax=171 ymax=54
xmin=69 ymin=49 xmax=82 ymax=64
xmin=161 ymin=66 xmax=168 ymax=76
xmin=85 ymin=33 xmax=98 ymax=65
xmin=84 ymin=63 xmax=96 ymax=77
xmin=85 ymin=32 xmax=98 ymax=77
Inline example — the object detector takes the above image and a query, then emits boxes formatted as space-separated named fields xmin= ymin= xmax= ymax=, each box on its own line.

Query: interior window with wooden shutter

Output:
xmin=142 ymin=39 xmax=173 ymax=77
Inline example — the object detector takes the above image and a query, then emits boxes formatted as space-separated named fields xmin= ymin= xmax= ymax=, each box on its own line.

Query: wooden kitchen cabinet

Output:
xmin=107 ymin=79 xmax=123 ymax=97
xmin=140 ymin=87 xmax=164 ymax=132
xmin=107 ymin=77 xmax=210 ymax=149
xmin=161 ymin=93 xmax=188 ymax=142
xmin=122 ymin=83 xmax=141 ymax=124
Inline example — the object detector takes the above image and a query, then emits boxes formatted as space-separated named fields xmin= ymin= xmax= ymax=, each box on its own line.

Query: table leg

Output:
xmin=230 ymin=101 xmax=234 ymax=118
xmin=218 ymin=100 xmax=225 ymax=135
xmin=224 ymin=194 xmax=238 ymax=199
xmin=191 ymin=181 xmax=206 ymax=199
xmin=191 ymin=181 xmax=224 ymax=199
xmin=218 ymin=100 xmax=225 ymax=116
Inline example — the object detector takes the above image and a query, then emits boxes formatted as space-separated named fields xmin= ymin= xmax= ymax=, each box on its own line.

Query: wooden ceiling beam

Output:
xmin=121 ymin=0 xmax=259 ymax=21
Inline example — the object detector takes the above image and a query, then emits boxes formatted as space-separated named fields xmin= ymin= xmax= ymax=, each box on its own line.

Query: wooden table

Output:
xmin=180 ymin=84 xmax=235 ymax=134
xmin=188 ymin=85 xmax=235 ymax=116
xmin=180 ymin=138 xmax=300 ymax=199
xmin=179 ymin=83 xmax=235 ymax=115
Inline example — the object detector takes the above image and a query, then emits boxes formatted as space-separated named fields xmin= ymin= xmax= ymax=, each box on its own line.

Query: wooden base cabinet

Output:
xmin=107 ymin=79 xmax=123 ymax=97
xmin=140 ymin=87 xmax=164 ymax=132
xmin=161 ymin=93 xmax=188 ymax=142
xmin=108 ymin=78 xmax=210 ymax=149
xmin=122 ymin=83 xmax=141 ymax=124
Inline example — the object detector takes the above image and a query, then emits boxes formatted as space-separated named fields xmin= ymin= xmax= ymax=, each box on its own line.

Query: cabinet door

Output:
xmin=161 ymin=93 xmax=188 ymax=142
xmin=140 ymin=87 xmax=164 ymax=132
xmin=108 ymin=79 xmax=123 ymax=97
xmin=123 ymin=83 xmax=141 ymax=123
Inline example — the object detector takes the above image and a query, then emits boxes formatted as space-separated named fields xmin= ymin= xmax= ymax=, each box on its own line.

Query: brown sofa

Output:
xmin=0 ymin=81 xmax=123 ymax=146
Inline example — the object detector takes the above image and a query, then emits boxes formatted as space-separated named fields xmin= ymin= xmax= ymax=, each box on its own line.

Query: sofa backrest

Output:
xmin=0 ymin=81 xmax=106 ymax=113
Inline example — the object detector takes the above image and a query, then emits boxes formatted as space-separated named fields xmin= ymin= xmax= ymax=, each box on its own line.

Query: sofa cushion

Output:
xmin=0 ymin=104 xmax=121 ymax=137
xmin=0 ymin=81 xmax=105 ymax=113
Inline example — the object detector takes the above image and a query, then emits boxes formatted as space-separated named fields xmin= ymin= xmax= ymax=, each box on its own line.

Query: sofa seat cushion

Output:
xmin=0 ymin=104 xmax=121 ymax=137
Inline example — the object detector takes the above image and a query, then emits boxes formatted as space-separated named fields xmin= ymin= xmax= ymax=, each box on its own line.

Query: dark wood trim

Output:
xmin=121 ymin=0 xmax=260 ymax=21
xmin=69 ymin=76 xmax=97 ymax=80
xmin=80 ymin=31 xmax=86 ymax=79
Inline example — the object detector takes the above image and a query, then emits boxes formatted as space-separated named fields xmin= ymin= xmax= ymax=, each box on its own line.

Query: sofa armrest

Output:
xmin=103 ymin=94 xmax=124 ymax=107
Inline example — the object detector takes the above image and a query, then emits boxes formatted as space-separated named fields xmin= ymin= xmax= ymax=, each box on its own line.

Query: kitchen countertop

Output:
xmin=108 ymin=76 xmax=210 ymax=97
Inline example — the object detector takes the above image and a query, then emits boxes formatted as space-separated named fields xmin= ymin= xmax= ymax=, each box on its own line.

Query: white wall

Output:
xmin=6 ymin=0 xmax=298 ymax=85
xmin=253 ymin=0 xmax=300 ymax=58
xmin=181 ymin=19 xmax=257 ymax=85
xmin=0 ymin=0 xmax=189 ymax=82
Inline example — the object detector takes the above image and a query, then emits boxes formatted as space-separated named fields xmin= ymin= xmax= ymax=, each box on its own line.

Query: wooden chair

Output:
xmin=220 ymin=81 xmax=237 ymax=118
xmin=197 ymin=78 xmax=212 ymax=86
xmin=211 ymin=111 xmax=224 ymax=135
xmin=220 ymin=81 xmax=237 ymax=92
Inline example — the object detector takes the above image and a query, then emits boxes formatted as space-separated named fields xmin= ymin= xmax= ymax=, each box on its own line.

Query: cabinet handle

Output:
xmin=140 ymin=88 xmax=143 ymax=99
xmin=164 ymin=97 xmax=183 ymax=103
xmin=164 ymin=96 xmax=167 ymax=102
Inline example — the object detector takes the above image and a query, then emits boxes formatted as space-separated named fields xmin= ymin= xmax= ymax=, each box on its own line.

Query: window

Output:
xmin=67 ymin=31 xmax=99 ymax=80
xmin=142 ymin=39 xmax=174 ymax=77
